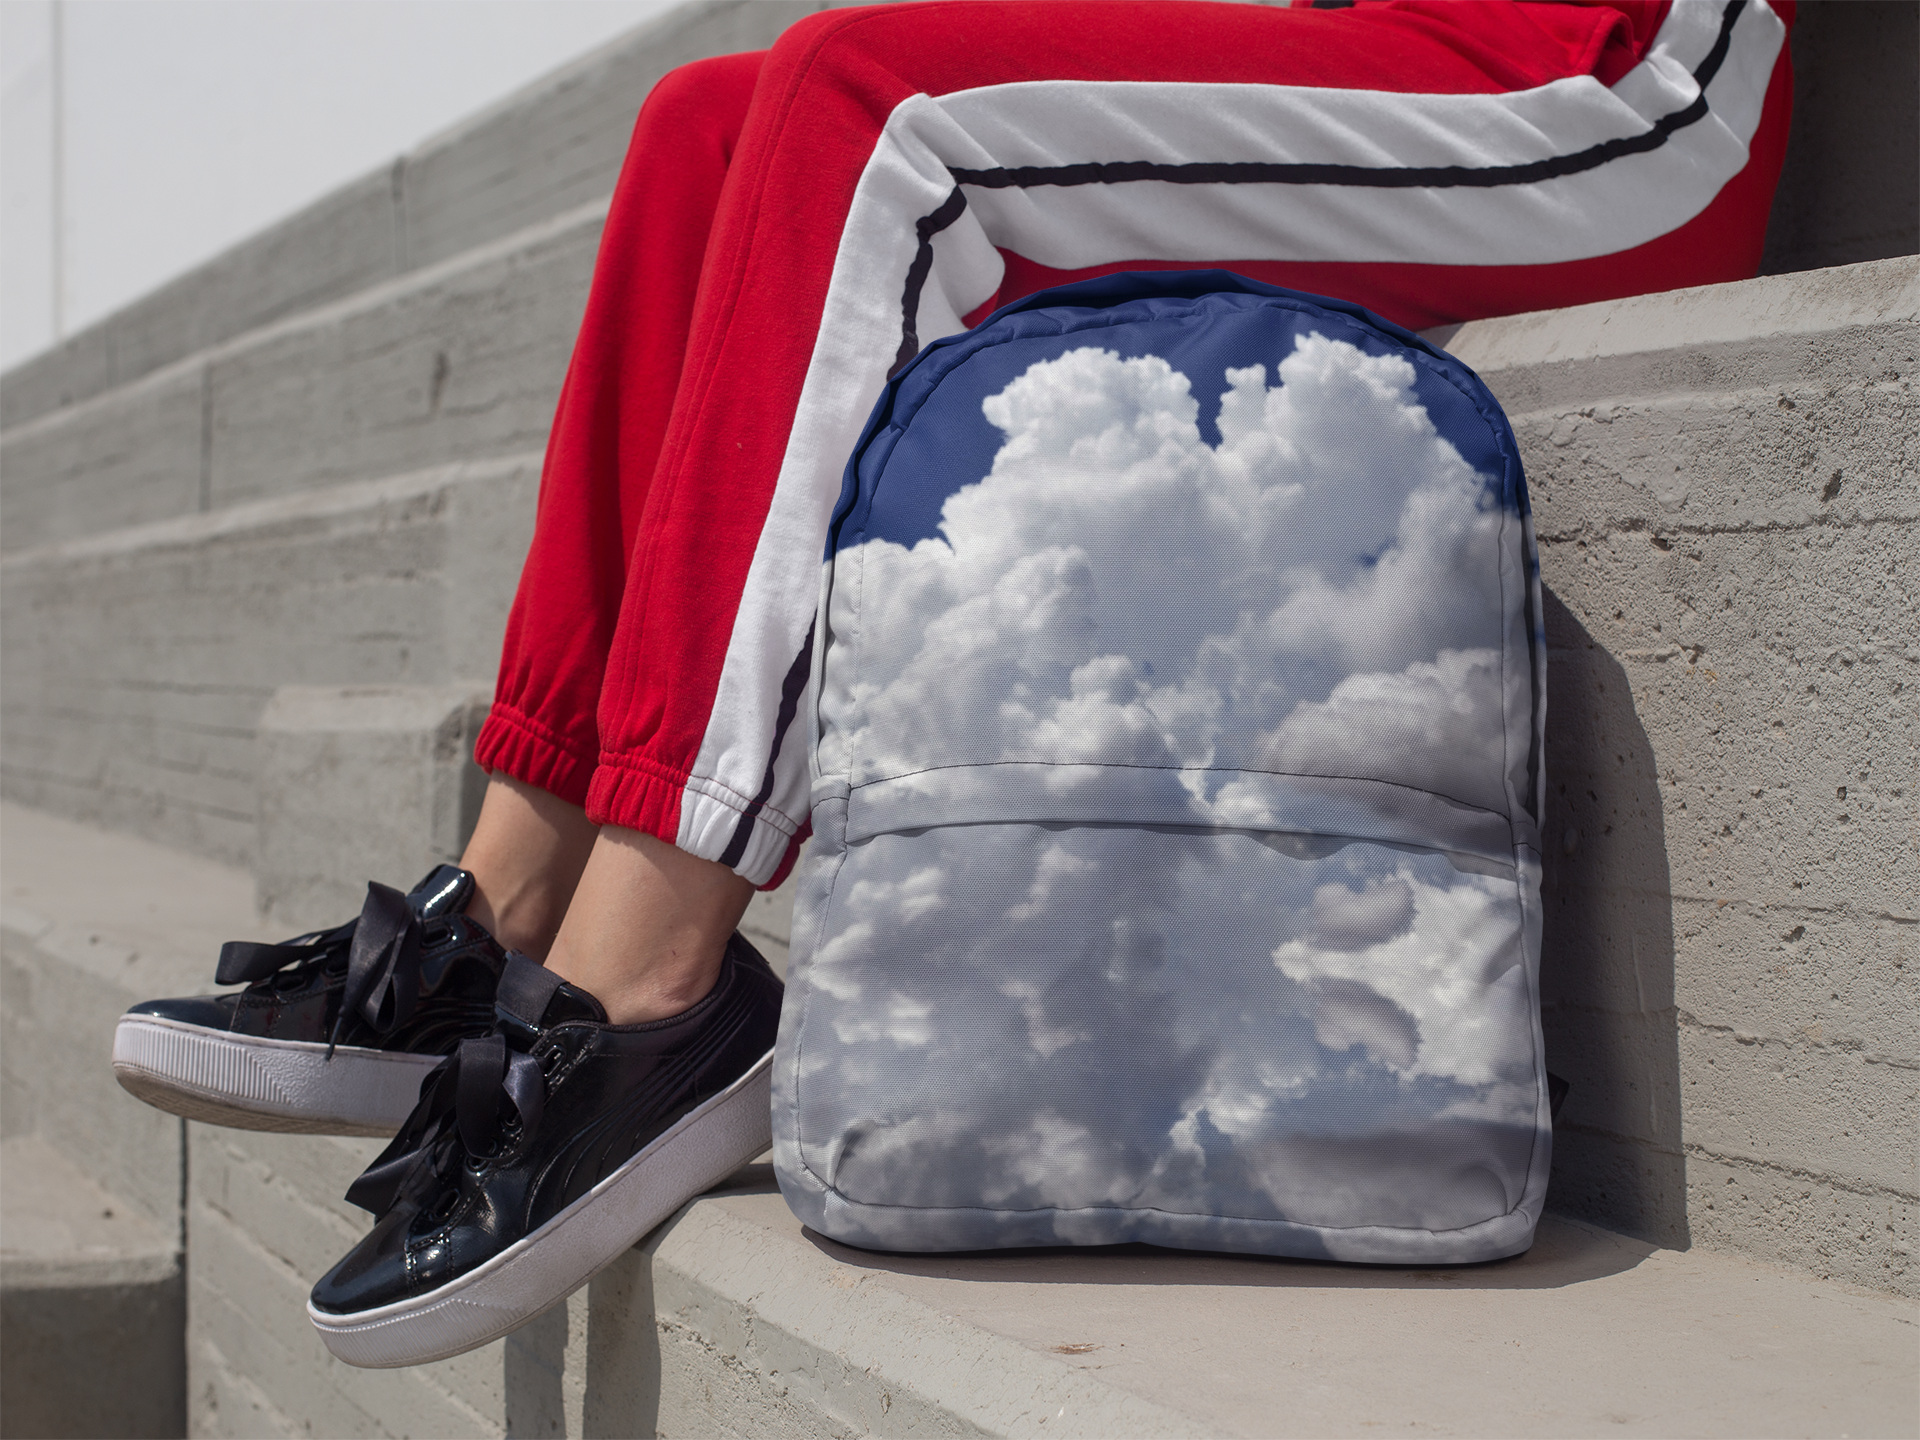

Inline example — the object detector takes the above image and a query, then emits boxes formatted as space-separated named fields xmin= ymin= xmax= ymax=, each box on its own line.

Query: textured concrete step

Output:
xmin=0 ymin=1136 xmax=185 ymax=1439
xmin=1437 ymin=257 xmax=1918 ymax=1293
xmin=256 ymin=684 xmax=492 ymax=932
xmin=624 ymin=1169 xmax=1917 ymax=1440
xmin=171 ymin=1131 xmax=1920 ymax=1440
xmin=0 ymin=0 xmax=831 ymax=432
xmin=1 ymin=205 xmax=596 ymax=555
xmin=1 ymin=455 xmax=538 ymax=866
xmin=0 ymin=803 xmax=259 ymax=1227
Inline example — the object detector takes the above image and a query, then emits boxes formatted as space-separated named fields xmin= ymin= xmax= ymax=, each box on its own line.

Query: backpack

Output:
xmin=774 ymin=271 xmax=1549 ymax=1264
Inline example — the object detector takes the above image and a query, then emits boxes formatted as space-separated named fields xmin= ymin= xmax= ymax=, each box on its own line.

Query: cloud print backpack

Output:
xmin=774 ymin=271 xmax=1549 ymax=1264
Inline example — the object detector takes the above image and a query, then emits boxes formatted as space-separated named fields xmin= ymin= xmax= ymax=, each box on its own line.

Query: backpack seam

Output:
xmin=811 ymin=1185 xmax=1529 ymax=1239
xmin=845 ymin=758 xmax=1512 ymax=823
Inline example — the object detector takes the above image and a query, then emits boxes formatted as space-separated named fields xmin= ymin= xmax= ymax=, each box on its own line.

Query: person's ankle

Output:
xmin=569 ymin=954 xmax=722 ymax=1026
xmin=536 ymin=826 xmax=752 ymax=1024
xmin=456 ymin=772 xmax=598 ymax=958
xmin=463 ymin=875 xmax=569 ymax=960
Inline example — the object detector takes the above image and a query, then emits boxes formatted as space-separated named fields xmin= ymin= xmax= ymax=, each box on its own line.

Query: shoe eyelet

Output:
xmin=420 ymin=1187 xmax=462 ymax=1228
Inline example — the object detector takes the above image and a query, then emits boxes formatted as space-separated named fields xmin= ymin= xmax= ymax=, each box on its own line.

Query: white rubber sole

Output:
xmin=112 ymin=1014 xmax=442 ymax=1137
xmin=308 ymin=1047 xmax=774 ymax=1369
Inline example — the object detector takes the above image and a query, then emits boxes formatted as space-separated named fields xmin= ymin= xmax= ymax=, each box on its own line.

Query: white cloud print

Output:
xmin=785 ymin=329 xmax=1545 ymax=1256
xmin=819 ymin=334 xmax=1516 ymax=824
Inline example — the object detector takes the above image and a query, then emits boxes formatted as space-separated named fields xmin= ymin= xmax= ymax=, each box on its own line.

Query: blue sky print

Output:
xmin=781 ymin=291 xmax=1548 ymax=1265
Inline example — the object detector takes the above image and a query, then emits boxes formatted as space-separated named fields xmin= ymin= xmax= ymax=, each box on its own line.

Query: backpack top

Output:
xmin=815 ymin=271 xmax=1542 ymax=863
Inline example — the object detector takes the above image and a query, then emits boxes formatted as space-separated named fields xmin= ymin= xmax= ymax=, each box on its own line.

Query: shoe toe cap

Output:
xmin=312 ymin=1202 xmax=498 ymax=1315
xmin=310 ymin=1207 xmax=419 ymax=1315
xmin=122 ymin=994 xmax=238 ymax=1030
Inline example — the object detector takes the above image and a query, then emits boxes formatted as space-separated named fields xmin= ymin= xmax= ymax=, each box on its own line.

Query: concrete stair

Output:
xmin=0 ymin=809 xmax=238 ymax=1438
xmin=0 ymin=0 xmax=836 ymax=877
xmin=1 ymin=1138 xmax=185 ymax=1439
xmin=3 ymin=800 xmax=1912 ymax=1439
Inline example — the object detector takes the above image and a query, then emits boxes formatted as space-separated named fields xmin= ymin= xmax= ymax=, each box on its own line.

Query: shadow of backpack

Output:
xmin=775 ymin=270 xmax=1550 ymax=1263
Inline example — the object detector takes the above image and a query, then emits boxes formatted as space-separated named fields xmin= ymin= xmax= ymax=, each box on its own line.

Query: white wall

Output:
xmin=0 ymin=0 xmax=678 ymax=371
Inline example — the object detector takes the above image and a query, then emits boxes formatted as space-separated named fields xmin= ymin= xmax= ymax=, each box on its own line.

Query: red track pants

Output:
xmin=473 ymin=0 xmax=1794 ymax=887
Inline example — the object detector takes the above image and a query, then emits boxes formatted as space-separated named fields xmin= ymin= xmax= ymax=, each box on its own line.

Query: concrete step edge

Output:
xmin=0 ymin=450 xmax=545 ymax=572
xmin=644 ymin=1179 xmax=1919 ymax=1438
xmin=0 ymin=1140 xmax=180 ymax=1289
xmin=647 ymin=1184 xmax=1213 ymax=1438
xmin=1433 ymin=254 xmax=1919 ymax=376
xmin=0 ymin=199 xmax=606 ymax=453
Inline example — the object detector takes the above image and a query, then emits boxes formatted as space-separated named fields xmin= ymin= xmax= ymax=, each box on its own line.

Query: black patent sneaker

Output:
xmin=112 ymin=866 xmax=506 ymax=1136
xmin=308 ymin=935 xmax=782 ymax=1369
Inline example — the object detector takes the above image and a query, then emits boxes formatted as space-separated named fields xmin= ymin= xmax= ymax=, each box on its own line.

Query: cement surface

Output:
xmin=1758 ymin=1 xmax=1919 ymax=275
xmin=1 ymin=1135 xmax=176 ymax=1287
xmin=653 ymin=1167 xmax=1919 ymax=1440
xmin=255 ymin=683 xmax=492 ymax=930
xmin=1431 ymin=256 xmax=1918 ymax=1295
xmin=0 ymin=1 xmax=832 ymax=430
xmin=0 ymin=1136 xmax=186 ymax=1440
xmin=0 ymin=799 xmax=263 ymax=995
xmin=1 ymin=800 xmax=259 ymax=1227
xmin=2 ymin=454 xmax=539 ymax=867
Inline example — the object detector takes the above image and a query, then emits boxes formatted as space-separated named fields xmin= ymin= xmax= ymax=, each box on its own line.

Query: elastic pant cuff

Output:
xmin=588 ymin=756 xmax=801 ymax=889
xmin=473 ymin=705 xmax=596 ymax=808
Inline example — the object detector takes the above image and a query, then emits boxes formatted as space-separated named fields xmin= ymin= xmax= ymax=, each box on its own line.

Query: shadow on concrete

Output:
xmin=1536 ymin=586 xmax=1689 ymax=1253
xmin=802 ymin=1212 xmax=1657 ymax=1292
xmin=1759 ymin=0 xmax=1920 ymax=274
xmin=702 ymin=1169 xmax=1655 ymax=1292
xmin=584 ymin=1245 xmax=661 ymax=1440
xmin=503 ymin=1295 xmax=568 ymax=1439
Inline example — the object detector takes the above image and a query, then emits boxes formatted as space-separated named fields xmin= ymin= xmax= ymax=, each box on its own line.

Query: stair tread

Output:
xmin=1 ymin=1136 xmax=177 ymax=1286
xmin=1 ymin=800 xmax=261 ymax=1000
xmin=662 ymin=1173 xmax=1920 ymax=1439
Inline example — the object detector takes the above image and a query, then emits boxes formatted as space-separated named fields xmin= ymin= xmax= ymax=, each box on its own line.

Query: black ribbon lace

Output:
xmin=214 ymin=881 xmax=428 ymax=1056
xmin=344 ymin=1033 xmax=547 ymax=1217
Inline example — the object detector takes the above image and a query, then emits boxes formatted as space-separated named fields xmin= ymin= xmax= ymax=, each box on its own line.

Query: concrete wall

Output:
xmin=1438 ymin=258 xmax=1918 ymax=1293
xmin=0 ymin=1 xmax=829 ymax=431
xmin=2 ymin=454 xmax=541 ymax=867
xmin=1759 ymin=0 xmax=1920 ymax=276
xmin=0 ymin=0 xmax=869 ymax=874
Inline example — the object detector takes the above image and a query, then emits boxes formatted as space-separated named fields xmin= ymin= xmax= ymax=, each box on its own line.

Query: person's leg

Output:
xmin=120 ymin=48 xmax=774 ymax=1132
xmin=557 ymin=0 xmax=1793 ymax=993
xmin=448 ymin=50 xmax=766 ymax=961
xmin=454 ymin=775 xmax=598 ymax=958
xmin=542 ymin=825 xmax=753 ymax=1021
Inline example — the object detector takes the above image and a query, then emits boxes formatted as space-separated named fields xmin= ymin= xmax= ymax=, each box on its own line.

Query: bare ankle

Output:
xmin=541 ymin=827 xmax=753 ymax=1025
xmin=463 ymin=878 xmax=569 ymax=959
xmin=457 ymin=773 xmax=597 ymax=959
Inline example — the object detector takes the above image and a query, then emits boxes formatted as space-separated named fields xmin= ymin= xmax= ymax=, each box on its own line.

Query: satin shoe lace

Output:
xmin=344 ymin=1032 xmax=548 ymax=1218
xmin=214 ymin=882 xmax=430 ymax=1055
